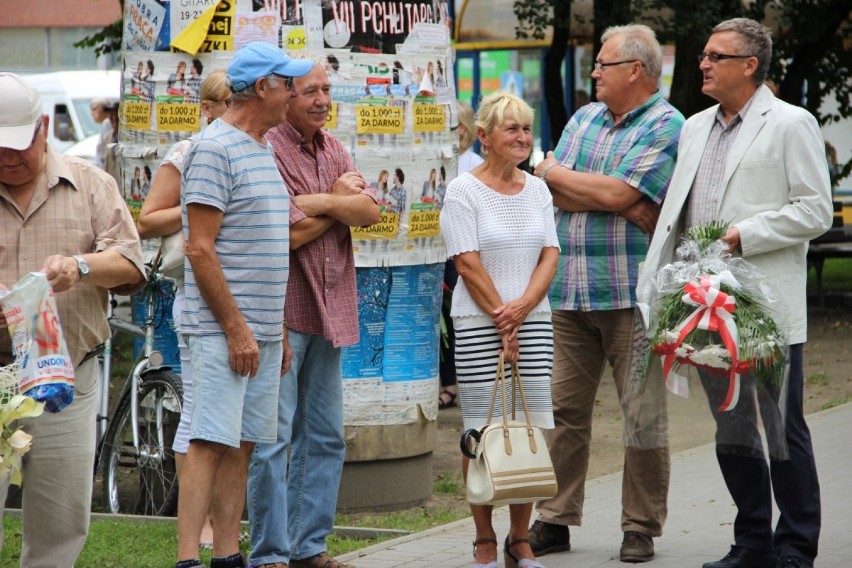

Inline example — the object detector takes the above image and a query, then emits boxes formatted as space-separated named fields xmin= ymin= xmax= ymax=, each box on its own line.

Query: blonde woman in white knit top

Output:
xmin=440 ymin=91 xmax=559 ymax=568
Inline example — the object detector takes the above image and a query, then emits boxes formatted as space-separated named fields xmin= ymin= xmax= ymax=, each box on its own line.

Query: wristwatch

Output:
xmin=73 ymin=255 xmax=90 ymax=281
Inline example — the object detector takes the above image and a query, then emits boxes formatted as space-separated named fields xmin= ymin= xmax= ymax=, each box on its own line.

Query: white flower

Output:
xmin=689 ymin=344 xmax=731 ymax=369
xmin=8 ymin=429 xmax=32 ymax=456
xmin=675 ymin=343 xmax=695 ymax=358
xmin=663 ymin=330 xmax=680 ymax=344
xmin=743 ymin=340 xmax=777 ymax=359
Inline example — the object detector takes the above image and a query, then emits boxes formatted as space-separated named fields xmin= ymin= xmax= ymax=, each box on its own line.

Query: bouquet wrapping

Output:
xmin=646 ymin=222 xmax=787 ymax=412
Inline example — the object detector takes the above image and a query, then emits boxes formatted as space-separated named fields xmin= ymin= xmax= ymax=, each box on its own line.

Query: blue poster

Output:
xmin=342 ymin=264 xmax=442 ymax=383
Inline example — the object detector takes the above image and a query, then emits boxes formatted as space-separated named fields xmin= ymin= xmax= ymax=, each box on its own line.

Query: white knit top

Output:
xmin=440 ymin=171 xmax=560 ymax=318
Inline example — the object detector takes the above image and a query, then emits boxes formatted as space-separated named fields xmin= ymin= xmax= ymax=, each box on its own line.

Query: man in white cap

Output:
xmin=175 ymin=42 xmax=312 ymax=568
xmin=0 ymin=72 xmax=145 ymax=567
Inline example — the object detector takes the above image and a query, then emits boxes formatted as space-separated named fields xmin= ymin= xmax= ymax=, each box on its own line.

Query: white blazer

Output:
xmin=637 ymin=85 xmax=832 ymax=344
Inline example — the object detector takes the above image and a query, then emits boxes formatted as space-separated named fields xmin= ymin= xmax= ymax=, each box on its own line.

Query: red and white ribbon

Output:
xmin=662 ymin=275 xmax=741 ymax=411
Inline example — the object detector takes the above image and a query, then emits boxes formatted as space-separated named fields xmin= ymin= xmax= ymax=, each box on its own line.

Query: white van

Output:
xmin=24 ymin=70 xmax=120 ymax=155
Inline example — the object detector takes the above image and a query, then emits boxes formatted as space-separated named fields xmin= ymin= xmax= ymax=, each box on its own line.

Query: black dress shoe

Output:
xmin=528 ymin=520 xmax=570 ymax=556
xmin=778 ymin=556 xmax=814 ymax=568
xmin=703 ymin=546 xmax=776 ymax=568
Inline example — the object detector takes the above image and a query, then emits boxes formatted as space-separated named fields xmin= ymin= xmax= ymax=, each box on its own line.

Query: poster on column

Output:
xmin=236 ymin=0 xmax=309 ymax=51
xmin=124 ymin=0 xmax=167 ymax=51
xmin=342 ymin=264 xmax=442 ymax=424
xmin=348 ymin=53 xmax=414 ymax=163
xmin=121 ymin=156 xmax=162 ymax=223
xmin=169 ymin=0 xmax=235 ymax=52
xmin=318 ymin=0 xmax=451 ymax=54
xmin=121 ymin=52 xmax=230 ymax=155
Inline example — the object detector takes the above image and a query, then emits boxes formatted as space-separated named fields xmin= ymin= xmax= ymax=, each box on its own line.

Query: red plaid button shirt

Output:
xmin=266 ymin=122 xmax=375 ymax=347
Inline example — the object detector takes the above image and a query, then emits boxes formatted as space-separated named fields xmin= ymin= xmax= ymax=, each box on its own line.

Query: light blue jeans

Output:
xmin=247 ymin=331 xmax=346 ymax=565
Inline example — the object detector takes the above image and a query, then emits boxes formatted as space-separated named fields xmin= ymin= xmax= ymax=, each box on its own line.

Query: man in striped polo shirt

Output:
xmin=531 ymin=24 xmax=684 ymax=563
xmin=174 ymin=42 xmax=313 ymax=568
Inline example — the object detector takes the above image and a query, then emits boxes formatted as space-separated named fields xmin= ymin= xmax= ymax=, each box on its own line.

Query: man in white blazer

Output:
xmin=636 ymin=18 xmax=832 ymax=568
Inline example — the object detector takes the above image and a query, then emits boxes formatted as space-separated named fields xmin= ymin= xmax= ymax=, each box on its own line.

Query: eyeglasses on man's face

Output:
xmin=270 ymin=74 xmax=295 ymax=91
xmin=593 ymin=59 xmax=640 ymax=71
xmin=698 ymin=52 xmax=755 ymax=64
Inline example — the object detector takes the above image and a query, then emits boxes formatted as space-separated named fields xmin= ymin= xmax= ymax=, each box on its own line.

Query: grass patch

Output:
xmin=807 ymin=258 xmax=852 ymax=292
xmin=336 ymin=505 xmax=463 ymax=534
xmin=806 ymin=372 xmax=830 ymax=386
xmin=433 ymin=471 xmax=463 ymax=494
xmin=2 ymin=517 xmax=192 ymax=568
xmin=820 ymin=393 xmax=852 ymax=411
xmin=0 ymin=515 xmax=375 ymax=566
xmin=3 ymin=493 xmax=470 ymax=566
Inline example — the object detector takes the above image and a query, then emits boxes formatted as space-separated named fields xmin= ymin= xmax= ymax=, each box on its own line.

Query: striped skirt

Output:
xmin=453 ymin=313 xmax=555 ymax=431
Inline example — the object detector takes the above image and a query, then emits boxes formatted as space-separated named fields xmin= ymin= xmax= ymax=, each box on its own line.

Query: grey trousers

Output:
xmin=0 ymin=357 xmax=98 ymax=567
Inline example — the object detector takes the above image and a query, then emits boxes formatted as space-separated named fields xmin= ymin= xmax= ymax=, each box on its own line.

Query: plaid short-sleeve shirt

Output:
xmin=0 ymin=148 xmax=144 ymax=365
xmin=549 ymin=92 xmax=684 ymax=311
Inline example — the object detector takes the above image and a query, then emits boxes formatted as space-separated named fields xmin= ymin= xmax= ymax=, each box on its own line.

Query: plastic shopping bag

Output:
xmin=0 ymin=272 xmax=75 ymax=412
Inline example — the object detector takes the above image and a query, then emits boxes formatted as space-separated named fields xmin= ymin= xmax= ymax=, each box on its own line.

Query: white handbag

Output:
xmin=159 ymin=231 xmax=185 ymax=281
xmin=462 ymin=353 xmax=558 ymax=505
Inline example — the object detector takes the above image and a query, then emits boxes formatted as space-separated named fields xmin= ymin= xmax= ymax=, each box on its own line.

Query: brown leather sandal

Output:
xmin=504 ymin=537 xmax=545 ymax=568
xmin=472 ymin=538 xmax=498 ymax=568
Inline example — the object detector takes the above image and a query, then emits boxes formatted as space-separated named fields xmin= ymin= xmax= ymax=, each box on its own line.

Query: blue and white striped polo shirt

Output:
xmin=179 ymin=119 xmax=289 ymax=341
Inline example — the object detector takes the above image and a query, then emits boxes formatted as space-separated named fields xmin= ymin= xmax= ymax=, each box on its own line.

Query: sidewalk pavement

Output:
xmin=338 ymin=403 xmax=851 ymax=568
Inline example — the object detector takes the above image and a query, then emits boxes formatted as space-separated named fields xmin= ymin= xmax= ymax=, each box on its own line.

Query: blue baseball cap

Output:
xmin=227 ymin=42 xmax=314 ymax=92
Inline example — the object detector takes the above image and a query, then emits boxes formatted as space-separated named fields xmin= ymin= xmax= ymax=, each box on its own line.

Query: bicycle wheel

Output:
xmin=101 ymin=371 xmax=183 ymax=516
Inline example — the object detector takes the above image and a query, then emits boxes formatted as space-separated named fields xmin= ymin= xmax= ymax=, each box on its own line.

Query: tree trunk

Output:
xmin=544 ymin=1 xmax=570 ymax=146
xmin=591 ymin=0 xmax=633 ymax=102
xmin=768 ymin=0 xmax=845 ymax=116
xmin=668 ymin=35 xmax=716 ymax=118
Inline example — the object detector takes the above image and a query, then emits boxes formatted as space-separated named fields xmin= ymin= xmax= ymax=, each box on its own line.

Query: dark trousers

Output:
xmin=702 ymin=344 xmax=821 ymax=561
xmin=439 ymin=260 xmax=458 ymax=388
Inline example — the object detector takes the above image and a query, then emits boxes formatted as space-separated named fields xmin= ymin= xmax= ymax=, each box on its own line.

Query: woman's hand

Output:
xmin=492 ymin=299 xmax=530 ymax=337
xmin=501 ymin=335 xmax=520 ymax=363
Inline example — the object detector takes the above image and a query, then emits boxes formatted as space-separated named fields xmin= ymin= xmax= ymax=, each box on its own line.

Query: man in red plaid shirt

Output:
xmin=246 ymin=61 xmax=380 ymax=568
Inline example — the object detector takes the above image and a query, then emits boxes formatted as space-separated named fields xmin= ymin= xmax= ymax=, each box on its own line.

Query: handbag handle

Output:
xmin=510 ymin=361 xmax=540 ymax=454
xmin=483 ymin=352 xmax=540 ymax=455
xmin=484 ymin=352 xmax=508 ymax=426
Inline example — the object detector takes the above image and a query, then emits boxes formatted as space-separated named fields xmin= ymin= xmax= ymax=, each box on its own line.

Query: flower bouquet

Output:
xmin=0 ymin=353 xmax=44 ymax=485
xmin=648 ymin=221 xmax=786 ymax=411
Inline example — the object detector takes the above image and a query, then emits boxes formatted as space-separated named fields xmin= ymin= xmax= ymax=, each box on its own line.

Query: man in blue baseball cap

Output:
xmin=174 ymin=41 xmax=312 ymax=568
xmin=227 ymin=41 xmax=314 ymax=93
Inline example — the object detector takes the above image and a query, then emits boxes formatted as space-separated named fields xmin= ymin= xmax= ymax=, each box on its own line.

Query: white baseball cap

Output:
xmin=0 ymin=73 xmax=43 ymax=150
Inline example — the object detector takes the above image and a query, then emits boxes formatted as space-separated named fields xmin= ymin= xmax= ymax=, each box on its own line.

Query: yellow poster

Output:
xmin=171 ymin=0 xmax=234 ymax=54
xmin=356 ymin=105 xmax=404 ymax=135
xmin=123 ymin=102 xmax=152 ymax=131
xmin=352 ymin=212 xmax=400 ymax=239
xmin=157 ymin=103 xmax=201 ymax=132
xmin=407 ymin=210 xmax=440 ymax=238
xmin=284 ymin=27 xmax=307 ymax=50
xmin=413 ymin=104 xmax=445 ymax=132
xmin=325 ymin=103 xmax=338 ymax=130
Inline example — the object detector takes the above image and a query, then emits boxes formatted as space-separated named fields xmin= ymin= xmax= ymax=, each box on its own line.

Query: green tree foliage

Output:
xmin=73 ymin=0 xmax=123 ymax=56
xmin=515 ymin=0 xmax=850 ymax=176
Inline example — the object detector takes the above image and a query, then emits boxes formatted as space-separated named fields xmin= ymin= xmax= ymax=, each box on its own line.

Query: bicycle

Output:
xmin=95 ymin=260 xmax=183 ymax=517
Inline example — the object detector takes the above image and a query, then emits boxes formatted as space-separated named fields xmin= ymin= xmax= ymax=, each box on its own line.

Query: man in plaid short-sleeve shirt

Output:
xmin=246 ymin=62 xmax=379 ymax=568
xmin=530 ymin=24 xmax=684 ymax=563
